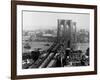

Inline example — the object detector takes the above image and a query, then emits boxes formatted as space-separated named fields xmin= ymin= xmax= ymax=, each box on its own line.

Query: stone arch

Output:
xmin=57 ymin=19 xmax=72 ymax=48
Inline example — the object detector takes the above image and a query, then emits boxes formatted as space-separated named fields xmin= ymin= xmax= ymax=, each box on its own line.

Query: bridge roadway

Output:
xmin=29 ymin=42 xmax=60 ymax=68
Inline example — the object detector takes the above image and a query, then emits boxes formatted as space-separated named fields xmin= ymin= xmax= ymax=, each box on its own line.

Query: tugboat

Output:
xmin=24 ymin=43 xmax=31 ymax=49
xmin=44 ymin=43 xmax=50 ymax=46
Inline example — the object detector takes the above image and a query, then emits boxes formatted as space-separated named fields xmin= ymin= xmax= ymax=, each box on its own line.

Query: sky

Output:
xmin=23 ymin=10 xmax=90 ymax=31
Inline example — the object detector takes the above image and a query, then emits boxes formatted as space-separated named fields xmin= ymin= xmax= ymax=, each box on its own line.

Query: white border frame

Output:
xmin=17 ymin=5 xmax=94 ymax=75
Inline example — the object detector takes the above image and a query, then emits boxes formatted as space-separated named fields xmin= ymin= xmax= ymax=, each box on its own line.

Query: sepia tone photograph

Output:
xmin=22 ymin=11 xmax=90 ymax=69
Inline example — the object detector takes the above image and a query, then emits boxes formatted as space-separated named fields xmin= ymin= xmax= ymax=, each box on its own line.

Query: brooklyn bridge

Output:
xmin=22 ymin=19 xmax=89 ymax=69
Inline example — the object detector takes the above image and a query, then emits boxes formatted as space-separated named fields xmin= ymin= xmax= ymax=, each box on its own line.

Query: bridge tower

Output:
xmin=72 ymin=22 xmax=77 ymax=43
xmin=57 ymin=19 xmax=73 ymax=49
